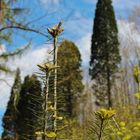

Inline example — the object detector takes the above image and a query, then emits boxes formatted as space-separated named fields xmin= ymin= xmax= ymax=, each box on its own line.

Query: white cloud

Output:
xmin=118 ymin=20 xmax=140 ymax=44
xmin=76 ymin=33 xmax=91 ymax=67
xmin=0 ymin=44 xmax=6 ymax=55
xmin=0 ymin=76 xmax=13 ymax=108
xmin=40 ymin=0 xmax=60 ymax=7
xmin=0 ymin=44 xmax=53 ymax=110
xmin=64 ymin=16 xmax=93 ymax=39
xmin=8 ymin=46 xmax=49 ymax=78
xmin=76 ymin=33 xmax=92 ymax=82
xmin=118 ymin=20 xmax=140 ymax=65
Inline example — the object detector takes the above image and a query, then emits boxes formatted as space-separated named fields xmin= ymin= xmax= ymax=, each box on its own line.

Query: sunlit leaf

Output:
xmin=46 ymin=132 xmax=57 ymax=138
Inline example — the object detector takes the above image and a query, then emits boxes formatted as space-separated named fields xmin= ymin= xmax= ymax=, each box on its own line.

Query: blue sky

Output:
xmin=8 ymin=0 xmax=140 ymax=50
xmin=0 ymin=0 xmax=140 ymax=136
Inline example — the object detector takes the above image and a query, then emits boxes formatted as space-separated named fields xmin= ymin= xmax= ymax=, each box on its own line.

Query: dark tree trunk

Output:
xmin=107 ymin=67 xmax=112 ymax=107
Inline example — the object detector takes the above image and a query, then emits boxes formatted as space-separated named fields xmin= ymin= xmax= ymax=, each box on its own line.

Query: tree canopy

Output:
xmin=57 ymin=40 xmax=84 ymax=117
xmin=89 ymin=0 xmax=121 ymax=107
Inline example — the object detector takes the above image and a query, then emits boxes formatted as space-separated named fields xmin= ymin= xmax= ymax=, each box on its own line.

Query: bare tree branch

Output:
xmin=0 ymin=25 xmax=49 ymax=38
xmin=0 ymin=79 xmax=12 ymax=87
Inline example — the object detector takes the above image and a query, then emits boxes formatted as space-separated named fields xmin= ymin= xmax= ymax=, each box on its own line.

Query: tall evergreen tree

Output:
xmin=2 ymin=68 xmax=21 ymax=140
xmin=89 ymin=0 xmax=121 ymax=107
xmin=57 ymin=40 xmax=84 ymax=118
xmin=16 ymin=75 xmax=43 ymax=140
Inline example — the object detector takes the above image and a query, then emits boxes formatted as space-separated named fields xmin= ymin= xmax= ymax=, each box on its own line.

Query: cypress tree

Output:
xmin=57 ymin=40 xmax=84 ymax=118
xmin=2 ymin=68 xmax=21 ymax=140
xmin=89 ymin=0 xmax=121 ymax=107
xmin=16 ymin=75 xmax=43 ymax=140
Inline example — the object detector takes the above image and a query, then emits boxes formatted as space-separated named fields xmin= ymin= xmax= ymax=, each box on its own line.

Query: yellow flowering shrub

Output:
xmin=95 ymin=108 xmax=116 ymax=120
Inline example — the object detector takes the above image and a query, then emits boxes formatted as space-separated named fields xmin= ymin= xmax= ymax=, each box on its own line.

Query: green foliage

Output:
xmin=46 ymin=131 xmax=57 ymax=138
xmin=35 ymin=131 xmax=57 ymax=139
xmin=115 ymin=121 xmax=140 ymax=140
xmin=2 ymin=68 xmax=21 ymax=140
xmin=95 ymin=108 xmax=116 ymax=120
xmin=89 ymin=0 xmax=121 ymax=107
xmin=57 ymin=107 xmax=140 ymax=140
xmin=133 ymin=66 xmax=140 ymax=83
xmin=86 ymin=106 xmax=140 ymax=140
xmin=134 ymin=93 xmax=140 ymax=99
xmin=87 ymin=108 xmax=117 ymax=140
xmin=109 ymin=106 xmax=140 ymax=140
xmin=132 ymin=66 xmax=140 ymax=113
xmin=58 ymin=119 xmax=85 ymax=140
xmin=57 ymin=40 xmax=84 ymax=118
xmin=16 ymin=75 xmax=43 ymax=140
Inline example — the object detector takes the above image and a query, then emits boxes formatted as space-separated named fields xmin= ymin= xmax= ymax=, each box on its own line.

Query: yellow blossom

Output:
xmin=95 ymin=108 xmax=116 ymax=120
xmin=134 ymin=92 xmax=140 ymax=99
xmin=117 ymin=131 xmax=123 ymax=136
xmin=122 ymin=134 xmax=131 ymax=140
xmin=45 ymin=132 xmax=57 ymax=138
xmin=119 ymin=121 xmax=126 ymax=127
xmin=133 ymin=66 xmax=140 ymax=77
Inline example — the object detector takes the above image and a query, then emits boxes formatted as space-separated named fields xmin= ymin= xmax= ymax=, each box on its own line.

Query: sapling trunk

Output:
xmin=43 ymin=72 xmax=50 ymax=140
xmin=98 ymin=119 xmax=104 ymax=140
xmin=53 ymin=37 xmax=58 ymax=133
xmin=46 ymin=21 xmax=64 ymax=139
